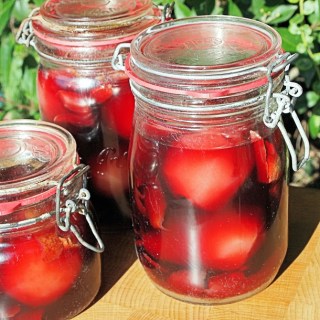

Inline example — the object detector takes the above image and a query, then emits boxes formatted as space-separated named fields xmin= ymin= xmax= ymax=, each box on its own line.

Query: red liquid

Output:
xmin=0 ymin=205 xmax=100 ymax=319
xmin=130 ymin=125 xmax=288 ymax=303
xmin=37 ymin=67 xmax=134 ymax=216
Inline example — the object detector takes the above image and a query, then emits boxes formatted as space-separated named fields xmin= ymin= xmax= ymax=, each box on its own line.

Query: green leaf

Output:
xmin=306 ymin=91 xmax=320 ymax=108
xmin=186 ymin=0 xmax=214 ymax=15
xmin=275 ymin=27 xmax=301 ymax=52
xmin=299 ymin=24 xmax=314 ymax=46
xmin=265 ymin=5 xmax=298 ymax=24
xmin=308 ymin=114 xmax=320 ymax=139
xmin=152 ymin=0 xmax=172 ymax=5
xmin=174 ymin=1 xmax=196 ymax=18
xmin=313 ymin=53 xmax=320 ymax=64
xmin=33 ymin=0 xmax=46 ymax=5
xmin=308 ymin=12 xmax=318 ymax=24
xmin=228 ymin=0 xmax=243 ymax=17
xmin=3 ymin=43 xmax=29 ymax=107
xmin=289 ymin=13 xmax=304 ymax=25
xmin=13 ymin=0 xmax=30 ymax=22
xmin=315 ymin=0 xmax=320 ymax=20
xmin=312 ymin=80 xmax=320 ymax=94
xmin=288 ymin=22 xmax=301 ymax=35
xmin=313 ymin=104 xmax=320 ymax=115
xmin=294 ymin=93 xmax=308 ymax=114
xmin=0 ymin=0 xmax=15 ymax=34
xmin=296 ymin=42 xmax=307 ymax=53
xmin=2 ymin=109 xmax=25 ymax=120
xmin=303 ymin=0 xmax=315 ymax=15
xmin=287 ymin=0 xmax=299 ymax=3
xmin=300 ymin=68 xmax=316 ymax=88
xmin=294 ymin=56 xmax=314 ymax=71
xmin=249 ymin=0 xmax=265 ymax=18
xmin=21 ymin=67 xmax=38 ymax=106
xmin=300 ymin=24 xmax=312 ymax=36
xmin=211 ymin=3 xmax=224 ymax=15
xmin=0 ymin=34 xmax=15 ymax=88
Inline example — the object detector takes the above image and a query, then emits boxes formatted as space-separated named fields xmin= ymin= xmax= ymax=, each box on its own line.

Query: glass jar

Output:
xmin=16 ymin=0 xmax=166 ymax=222
xmin=0 ymin=120 xmax=104 ymax=319
xmin=113 ymin=16 xmax=310 ymax=304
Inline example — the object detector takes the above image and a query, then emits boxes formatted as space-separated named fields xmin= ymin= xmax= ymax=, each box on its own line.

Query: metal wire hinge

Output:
xmin=160 ymin=2 xmax=175 ymax=22
xmin=15 ymin=7 xmax=39 ymax=47
xmin=263 ymin=53 xmax=310 ymax=171
xmin=111 ymin=43 xmax=130 ymax=71
xmin=56 ymin=164 xmax=105 ymax=253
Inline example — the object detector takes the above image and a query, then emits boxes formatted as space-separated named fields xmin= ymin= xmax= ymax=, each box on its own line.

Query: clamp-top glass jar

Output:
xmin=16 ymin=0 xmax=166 ymax=221
xmin=113 ymin=16 xmax=310 ymax=304
xmin=0 ymin=120 xmax=104 ymax=319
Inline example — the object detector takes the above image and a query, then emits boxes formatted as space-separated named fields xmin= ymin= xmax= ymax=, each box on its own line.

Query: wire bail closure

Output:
xmin=56 ymin=164 xmax=105 ymax=253
xmin=160 ymin=2 xmax=175 ymax=22
xmin=16 ymin=7 xmax=39 ymax=48
xmin=111 ymin=43 xmax=130 ymax=71
xmin=263 ymin=53 xmax=310 ymax=171
xmin=112 ymin=47 xmax=310 ymax=172
xmin=0 ymin=165 xmax=104 ymax=253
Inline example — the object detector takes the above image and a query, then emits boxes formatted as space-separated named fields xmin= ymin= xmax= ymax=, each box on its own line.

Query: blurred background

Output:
xmin=0 ymin=0 xmax=319 ymax=187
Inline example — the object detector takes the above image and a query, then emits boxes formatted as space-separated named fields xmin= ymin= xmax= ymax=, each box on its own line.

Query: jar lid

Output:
xmin=125 ymin=16 xmax=283 ymax=97
xmin=0 ymin=120 xmax=76 ymax=197
xmin=31 ymin=0 xmax=161 ymax=46
xmin=41 ymin=0 xmax=150 ymax=23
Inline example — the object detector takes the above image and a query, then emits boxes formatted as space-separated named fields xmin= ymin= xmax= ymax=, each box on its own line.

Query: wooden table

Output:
xmin=75 ymin=187 xmax=320 ymax=320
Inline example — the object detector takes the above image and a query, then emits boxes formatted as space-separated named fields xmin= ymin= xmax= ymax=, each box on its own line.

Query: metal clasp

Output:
xmin=15 ymin=7 xmax=39 ymax=48
xmin=263 ymin=53 xmax=310 ymax=171
xmin=160 ymin=2 xmax=175 ymax=22
xmin=111 ymin=43 xmax=131 ymax=71
xmin=56 ymin=164 xmax=104 ymax=253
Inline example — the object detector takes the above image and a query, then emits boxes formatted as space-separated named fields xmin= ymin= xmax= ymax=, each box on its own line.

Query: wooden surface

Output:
xmin=75 ymin=187 xmax=320 ymax=320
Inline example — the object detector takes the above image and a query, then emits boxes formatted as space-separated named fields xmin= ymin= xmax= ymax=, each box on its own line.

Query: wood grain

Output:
xmin=75 ymin=187 xmax=320 ymax=320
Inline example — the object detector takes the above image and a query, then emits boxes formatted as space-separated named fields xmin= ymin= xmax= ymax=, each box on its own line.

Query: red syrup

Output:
xmin=37 ymin=68 xmax=135 ymax=217
xmin=130 ymin=126 xmax=288 ymax=303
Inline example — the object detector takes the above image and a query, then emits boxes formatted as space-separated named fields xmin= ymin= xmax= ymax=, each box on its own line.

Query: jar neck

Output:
xmin=0 ymin=164 xmax=85 ymax=226
xmin=30 ymin=7 xmax=162 ymax=65
xmin=38 ymin=54 xmax=128 ymax=84
xmin=130 ymin=73 xmax=284 ymax=129
xmin=34 ymin=38 xmax=119 ymax=66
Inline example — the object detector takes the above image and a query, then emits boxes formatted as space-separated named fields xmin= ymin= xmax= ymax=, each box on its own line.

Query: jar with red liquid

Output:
xmin=16 ymin=0 xmax=167 ymax=221
xmin=112 ymin=16 xmax=310 ymax=303
xmin=0 ymin=120 xmax=104 ymax=319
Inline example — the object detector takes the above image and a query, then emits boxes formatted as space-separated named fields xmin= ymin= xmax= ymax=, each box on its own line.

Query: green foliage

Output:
xmin=1 ymin=0 xmax=320 ymax=140
xmin=248 ymin=1 xmax=320 ymax=141
xmin=0 ymin=0 xmax=44 ymax=120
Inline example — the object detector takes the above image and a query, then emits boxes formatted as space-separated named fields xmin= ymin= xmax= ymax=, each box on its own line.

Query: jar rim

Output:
xmin=0 ymin=120 xmax=77 ymax=197
xmin=125 ymin=15 xmax=283 ymax=97
xmin=40 ymin=0 xmax=152 ymax=24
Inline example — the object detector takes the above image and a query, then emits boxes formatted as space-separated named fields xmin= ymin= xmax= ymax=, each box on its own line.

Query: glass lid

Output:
xmin=31 ymin=0 xmax=161 ymax=44
xmin=0 ymin=120 xmax=76 ymax=193
xmin=130 ymin=15 xmax=282 ymax=78
xmin=40 ymin=0 xmax=151 ymax=23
